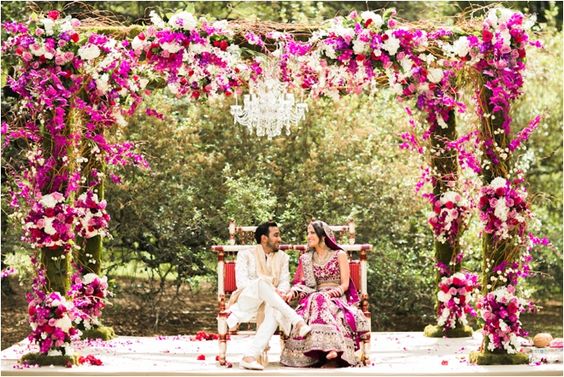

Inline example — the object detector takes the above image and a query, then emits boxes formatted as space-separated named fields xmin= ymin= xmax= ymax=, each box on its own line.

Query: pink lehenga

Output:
xmin=280 ymin=250 xmax=370 ymax=367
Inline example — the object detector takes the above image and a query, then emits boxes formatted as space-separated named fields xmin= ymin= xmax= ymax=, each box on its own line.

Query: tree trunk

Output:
xmin=40 ymin=247 xmax=70 ymax=294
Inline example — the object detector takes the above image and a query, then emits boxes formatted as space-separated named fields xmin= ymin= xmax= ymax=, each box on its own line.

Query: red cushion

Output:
xmin=224 ymin=261 xmax=237 ymax=293
xmin=349 ymin=260 xmax=361 ymax=291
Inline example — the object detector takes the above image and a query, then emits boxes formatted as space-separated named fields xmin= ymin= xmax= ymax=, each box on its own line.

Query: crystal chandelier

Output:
xmin=230 ymin=61 xmax=307 ymax=139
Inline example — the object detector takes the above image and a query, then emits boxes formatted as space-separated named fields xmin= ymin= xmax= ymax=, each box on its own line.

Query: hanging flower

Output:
xmin=437 ymin=272 xmax=479 ymax=331
xmin=74 ymin=191 xmax=110 ymax=239
xmin=68 ymin=272 xmax=110 ymax=330
xmin=27 ymin=290 xmax=80 ymax=355
xmin=478 ymin=177 xmax=530 ymax=241
xmin=477 ymin=285 xmax=532 ymax=353
xmin=428 ymin=191 xmax=471 ymax=244
xmin=23 ymin=192 xmax=77 ymax=250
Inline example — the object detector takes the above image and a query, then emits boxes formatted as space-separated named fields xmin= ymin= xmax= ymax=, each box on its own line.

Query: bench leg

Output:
xmin=217 ymin=312 xmax=228 ymax=366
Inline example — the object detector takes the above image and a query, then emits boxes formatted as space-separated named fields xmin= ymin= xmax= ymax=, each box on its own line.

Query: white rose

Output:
xmin=40 ymin=193 xmax=58 ymax=208
xmin=160 ymin=42 xmax=183 ymax=54
xmin=149 ymin=10 xmax=166 ymax=28
xmin=437 ymin=290 xmax=451 ymax=302
xmin=42 ymin=18 xmax=55 ymax=36
xmin=361 ymin=11 xmax=384 ymax=29
xmin=55 ymin=315 xmax=73 ymax=332
xmin=169 ymin=11 xmax=197 ymax=30
xmin=78 ymin=44 xmax=101 ymax=60
xmin=490 ymin=177 xmax=507 ymax=190
xmin=381 ymin=34 xmax=400 ymax=55
xmin=95 ymin=74 xmax=110 ymax=94
xmin=43 ymin=217 xmax=56 ymax=235
xmin=82 ymin=273 xmax=98 ymax=285
xmin=427 ymin=68 xmax=444 ymax=83
xmin=494 ymin=199 xmax=509 ymax=221
xmin=452 ymin=272 xmax=466 ymax=281
xmin=323 ymin=44 xmax=337 ymax=60
xmin=30 ymin=44 xmax=46 ymax=57
xmin=131 ymin=36 xmax=145 ymax=51
xmin=453 ymin=37 xmax=470 ymax=57
xmin=352 ymin=39 xmax=367 ymax=55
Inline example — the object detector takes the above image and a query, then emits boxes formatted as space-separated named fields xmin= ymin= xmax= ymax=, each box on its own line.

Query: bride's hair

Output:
xmin=309 ymin=220 xmax=341 ymax=251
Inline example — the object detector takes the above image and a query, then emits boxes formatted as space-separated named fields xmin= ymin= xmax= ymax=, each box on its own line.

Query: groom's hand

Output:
xmin=275 ymin=288 xmax=286 ymax=299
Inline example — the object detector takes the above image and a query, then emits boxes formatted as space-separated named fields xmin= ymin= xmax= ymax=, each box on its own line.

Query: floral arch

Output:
xmin=1 ymin=6 xmax=550 ymax=366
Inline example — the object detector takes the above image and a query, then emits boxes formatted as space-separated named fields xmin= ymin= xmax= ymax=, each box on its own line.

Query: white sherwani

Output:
xmin=227 ymin=245 xmax=299 ymax=357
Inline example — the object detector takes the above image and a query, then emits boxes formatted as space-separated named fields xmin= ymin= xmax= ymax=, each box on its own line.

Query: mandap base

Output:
xmin=81 ymin=325 xmax=115 ymax=341
xmin=424 ymin=324 xmax=473 ymax=338
xmin=469 ymin=350 xmax=529 ymax=365
xmin=20 ymin=352 xmax=79 ymax=367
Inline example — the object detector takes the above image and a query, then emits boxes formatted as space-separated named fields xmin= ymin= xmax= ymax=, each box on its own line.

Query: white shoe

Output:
xmin=226 ymin=313 xmax=239 ymax=331
xmin=240 ymin=358 xmax=264 ymax=370
xmin=297 ymin=322 xmax=312 ymax=337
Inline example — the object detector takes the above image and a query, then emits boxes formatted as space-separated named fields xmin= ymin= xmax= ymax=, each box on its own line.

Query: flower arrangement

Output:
xmin=477 ymin=285 xmax=532 ymax=353
xmin=68 ymin=272 xmax=110 ymax=330
xmin=478 ymin=177 xmax=530 ymax=241
xmin=27 ymin=289 xmax=79 ymax=355
xmin=1 ymin=266 xmax=17 ymax=279
xmin=428 ymin=191 xmax=471 ymax=244
xmin=130 ymin=10 xmax=241 ymax=99
xmin=436 ymin=272 xmax=479 ymax=331
xmin=23 ymin=192 xmax=76 ymax=250
xmin=74 ymin=191 xmax=110 ymax=239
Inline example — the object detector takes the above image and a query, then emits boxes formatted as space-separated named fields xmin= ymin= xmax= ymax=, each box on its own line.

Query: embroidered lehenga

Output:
xmin=280 ymin=250 xmax=370 ymax=367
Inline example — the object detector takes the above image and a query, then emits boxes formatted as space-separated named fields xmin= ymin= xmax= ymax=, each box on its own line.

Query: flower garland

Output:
xmin=477 ymin=285 xmax=532 ymax=353
xmin=68 ymin=272 xmax=110 ymax=331
xmin=74 ymin=190 xmax=110 ymax=239
xmin=478 ymin=177 xmax=530 ymax=241
xmin=23 ymin=192 xmax=76 ymax=250
xmin=26 ymin=262 xmax=80 ymax=355
xmin=428 ymin=191 xmax=471 ymax=245
xmin=437 ymin=272 xmax=479 ymax=331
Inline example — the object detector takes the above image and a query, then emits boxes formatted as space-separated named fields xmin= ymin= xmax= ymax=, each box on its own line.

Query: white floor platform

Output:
xmin=1 ymin=332 xmax=562 ymax=376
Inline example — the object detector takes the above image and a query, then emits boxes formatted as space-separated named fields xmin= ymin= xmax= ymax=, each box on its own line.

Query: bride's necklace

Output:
xmin=314 ymin=249 xmax=332 ymax=265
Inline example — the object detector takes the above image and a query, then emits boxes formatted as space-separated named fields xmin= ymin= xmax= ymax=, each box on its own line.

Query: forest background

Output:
xmin=1 ymin=1 xmax=562 ymax=349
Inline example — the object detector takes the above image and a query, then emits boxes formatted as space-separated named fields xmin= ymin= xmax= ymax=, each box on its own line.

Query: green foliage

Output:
xmin=223 ymin=167 xmax=277 ymax=225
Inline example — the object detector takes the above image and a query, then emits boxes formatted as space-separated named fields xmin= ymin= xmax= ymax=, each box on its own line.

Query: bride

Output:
xmin=280 ymin=220 xmax=370 ymax=367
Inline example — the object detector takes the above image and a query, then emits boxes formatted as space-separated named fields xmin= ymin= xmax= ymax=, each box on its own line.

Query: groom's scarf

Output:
xmin=229 ymin=245 xmax=285 ymax=327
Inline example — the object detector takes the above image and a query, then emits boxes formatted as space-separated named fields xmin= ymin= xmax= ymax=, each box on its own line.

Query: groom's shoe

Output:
xmin=296 ymin=322 xmax=312 ymax=338
xmin=240 ymin=357 xmax=264 ymax=370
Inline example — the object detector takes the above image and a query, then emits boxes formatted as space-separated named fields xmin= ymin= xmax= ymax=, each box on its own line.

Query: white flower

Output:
xmin=427 ymin=68 xmax=444 ymax=83
xmin=149 ymin=10 xmax=166 ymax=28
xmin=169 ymin=11 xmax=197 ymax=30
xmin=494 ymin=199 xmax=509 ymax=221
xmin=43 ymin=217 xmax=56 ymax=235
xmin=78 ymin=44 xmax=101 ymax=60
xmin=40 ymin=193 xmax=59 ymax=208
xmin=352 ymin=39 xmax=368 ymax=55
xmin=452 ymin=37 xmax=470 ymax=57
xmin=82 ymin=273 xmax=98 ymax=285
xmin=381 ymin=33 xmax=400 ymax=55
xmin=95 ymin=74 xmax=110 ymax=94
xmin=131 ymin=36 xmax=145 ymax=51
xmin=361 ymin=11 xmax=384 ymax=29
xmin=161 ymin=42 xmax=183 ymax=54
xmin=490 ymin=177 xmax=507 ymax=190
xmin=499 ymin=29 xmax=512 ymax=47
xmin=55 ymin=315 xmax=73 ymax=332
xmin=441 ymin=191 xmax=461 ymax=205
xmin=438 ymin=290 xmax=451 ymax=302
xmin=452 ymin=272 xmax=466 ymax=281
xmin=523 ymin=15 xmax=537 ymax=30
xmin=323 ymin=44 xmax=337 ymax=59
xmin=41 ymin=18 xmax=55 ymax=36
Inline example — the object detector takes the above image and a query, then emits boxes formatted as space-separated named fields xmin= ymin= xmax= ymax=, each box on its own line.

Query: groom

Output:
xmin=227 ymin=221 xmax=310 ymax=370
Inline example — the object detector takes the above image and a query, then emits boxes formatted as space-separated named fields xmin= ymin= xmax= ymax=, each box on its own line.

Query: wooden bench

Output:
xmin=212 ymin=221 xmax=372 ymax=366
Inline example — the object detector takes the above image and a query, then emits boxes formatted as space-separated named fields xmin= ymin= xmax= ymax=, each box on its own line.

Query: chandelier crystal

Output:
xmin=230 ymin=62 xmax=307 ymax=139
